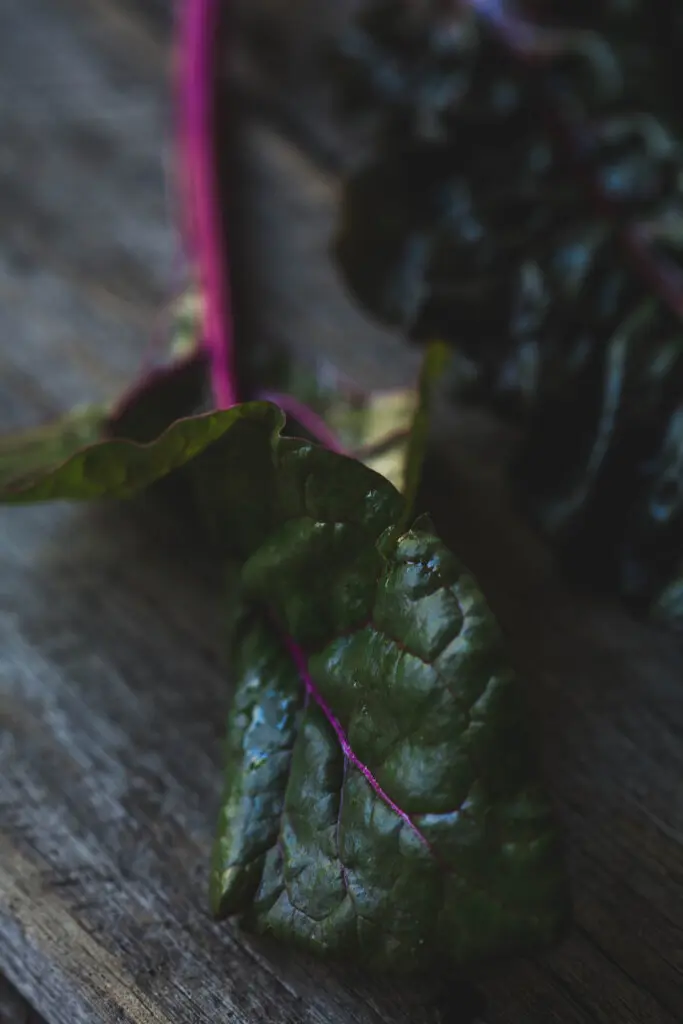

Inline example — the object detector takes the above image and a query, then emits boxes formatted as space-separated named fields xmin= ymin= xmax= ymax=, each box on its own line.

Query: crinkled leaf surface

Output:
xmin=211 ymin=440 xmax=569 ymax=972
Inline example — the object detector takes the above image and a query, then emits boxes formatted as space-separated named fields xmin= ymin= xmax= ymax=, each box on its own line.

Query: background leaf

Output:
xmin=332 ymin=0 xmax=683 ymax=621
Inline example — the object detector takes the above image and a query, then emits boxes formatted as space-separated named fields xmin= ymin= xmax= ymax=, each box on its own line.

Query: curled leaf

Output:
xmin=0 ymin=402 xmax=284 ymax=504
xmin=0 ymin=405 xmax=107 ymax=492
xmin=258 ymin=340 xmax=450 ymax=502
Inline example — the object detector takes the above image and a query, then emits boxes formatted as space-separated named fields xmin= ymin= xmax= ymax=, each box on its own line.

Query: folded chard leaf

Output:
xmin=0 ymin=402 xmax=284 ymax=504
xmin=207 ymin=437 xmax=568 ymax=970
xmin=145 ymin=281 xmax=424 ymax=493
xmin=0 ymin=405 xmax=107 ymax=491
xmin=257 ymin=340 xmax=450 ymax=501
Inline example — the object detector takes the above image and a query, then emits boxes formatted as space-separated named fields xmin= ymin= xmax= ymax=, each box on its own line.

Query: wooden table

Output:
xmin=1 ymin=1 xmax=682 ymax=1022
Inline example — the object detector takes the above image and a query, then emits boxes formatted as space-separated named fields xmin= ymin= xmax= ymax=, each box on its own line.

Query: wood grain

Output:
xmin=1 ymin=1 xmax=683 ymax=1023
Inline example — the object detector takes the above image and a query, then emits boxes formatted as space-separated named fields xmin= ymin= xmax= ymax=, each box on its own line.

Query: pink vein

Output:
xmin=282 ymin=635 xmax=434 ymax=854
xmin=177 ymin=0 xmax=237 ymax=408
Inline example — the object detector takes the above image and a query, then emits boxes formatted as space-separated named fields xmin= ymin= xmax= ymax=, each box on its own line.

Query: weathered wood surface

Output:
xmin=1 ymin=1 xmax=683 ymax=1023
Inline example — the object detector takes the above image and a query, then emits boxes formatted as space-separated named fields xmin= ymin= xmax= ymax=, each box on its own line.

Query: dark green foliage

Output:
xmin=211 ymin=607 xmax=305 ymax=917
xmin=332 ymin=0 xmax=683 ymax=619
xmin=211 ymin=445 xmax=568 ymax=971
xmin=0 ymin=405 xmax=107 ymax=495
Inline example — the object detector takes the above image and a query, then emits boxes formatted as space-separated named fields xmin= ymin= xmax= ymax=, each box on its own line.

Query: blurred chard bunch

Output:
xmin=332 ymin=0 xmax=683 ymax=623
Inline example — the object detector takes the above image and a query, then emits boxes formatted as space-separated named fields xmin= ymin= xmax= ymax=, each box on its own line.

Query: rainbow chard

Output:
xmin=0 ymin=0 xmax=568 ymax=973
xmin=332 ymin=0 xmax=683 ymax=620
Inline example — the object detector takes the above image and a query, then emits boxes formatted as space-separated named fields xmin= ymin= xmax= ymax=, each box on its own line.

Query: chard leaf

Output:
xmin=211 ymin=439 xmax=569 ymax=972
xmin=258 ymin=340 xmax=450 ymax=502
xmin=259 ymin=375 xmax=419 ymax=493
xmin=211 ymin=606 xmax=306 ymax=916
xmin=137 ymin=279 xmax=424 ymax=494
xmin=0 ymin=405 xmax=107 ymax=488
xmin=0 ymin=402 xmax=284 ymax=504
xmin=1 ymin=387 xmax=568 ymax=969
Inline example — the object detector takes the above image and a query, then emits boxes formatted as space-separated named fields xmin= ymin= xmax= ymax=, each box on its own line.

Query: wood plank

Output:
xmin=1 ymin=1 xmax=683 ymax=1023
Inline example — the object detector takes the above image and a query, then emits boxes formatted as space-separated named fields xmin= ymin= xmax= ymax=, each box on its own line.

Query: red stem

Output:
xmin=255 ymin=390 xmax=348 ymax=453
xmin=282 ymin=634 xmax=437 ymax=856
xmin=177 ymin=0 xmax=238 ymax=408
xmin=176 ymin=0 xmax=354 ymax=450
xmin=175 ymin=3 xmax=442 ymax=851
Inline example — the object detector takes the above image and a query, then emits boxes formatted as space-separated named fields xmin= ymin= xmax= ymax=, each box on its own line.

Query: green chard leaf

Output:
xmin=0 ymin=401 xmax=284 ymax=504
xmin=0 ymin=404 xmax=108 ymax=492
xmin=256 ymin=339 xmax=451 ymax=505
xmin=265 ymin=374 xmax=421 ymax=495
xmin=331 ymin=0 xmax=683 ymax=624
xmin=0 ymin=383 xmax=568 ymax=969
xmin=0 ymin=283 xmax=212 ymax=505
xmin=211 ymin=606 xmax=305 ymax=916
xmin=211 ymin=439 xmax=569 ymax=972
xmin=0 ymin=321 xmax=567 ymax=971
